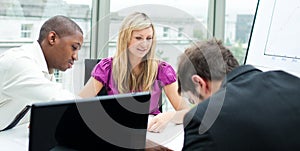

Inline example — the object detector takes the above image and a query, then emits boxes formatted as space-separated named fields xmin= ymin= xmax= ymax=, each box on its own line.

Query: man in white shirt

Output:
xmin=0 ymin=15 xmax=83 ymax=130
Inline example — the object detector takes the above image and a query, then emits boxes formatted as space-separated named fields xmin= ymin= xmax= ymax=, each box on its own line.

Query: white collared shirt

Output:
xmin=0 ymin=41 xmax=78 ymax=129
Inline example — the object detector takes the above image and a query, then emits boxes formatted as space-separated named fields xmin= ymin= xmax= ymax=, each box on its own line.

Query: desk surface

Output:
xmin=146 ymin=118 xmax=184 ymax=150
xmin=0 ymin=123 xmax=29 ymax=151
xmin=0 ymin=119 xmax=184 ymax=151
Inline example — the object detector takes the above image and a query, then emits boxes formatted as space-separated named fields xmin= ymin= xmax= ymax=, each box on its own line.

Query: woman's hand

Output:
xmin=147 ymin=111 xmax=175 ymax=133
xmin=147 ymin=108 xmax=190 ymax=133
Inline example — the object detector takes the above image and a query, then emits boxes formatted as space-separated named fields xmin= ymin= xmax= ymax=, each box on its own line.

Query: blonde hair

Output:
xmin=113 ymin=12 xmax=158 ymax=93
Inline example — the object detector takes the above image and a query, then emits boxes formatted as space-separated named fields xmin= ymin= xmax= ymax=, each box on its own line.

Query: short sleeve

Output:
xmin=157 ymin=61 xmax=177 ymax=87
xmin=91 ymin=57 xmax=113 ymax=86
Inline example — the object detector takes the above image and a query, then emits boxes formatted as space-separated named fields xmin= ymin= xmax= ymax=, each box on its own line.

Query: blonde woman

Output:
xmin=79 ymin=12 xmax=189 ymax=132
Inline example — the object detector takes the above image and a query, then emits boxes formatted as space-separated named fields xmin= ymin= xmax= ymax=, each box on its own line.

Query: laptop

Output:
xmin=29 ymin=92 xmax=151 ymax=151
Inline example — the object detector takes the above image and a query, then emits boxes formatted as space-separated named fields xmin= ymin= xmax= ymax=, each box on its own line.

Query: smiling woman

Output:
xmin=79 ymin=11 xmax=190 ymax=133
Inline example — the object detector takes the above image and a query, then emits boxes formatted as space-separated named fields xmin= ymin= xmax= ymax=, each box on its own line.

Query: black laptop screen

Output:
xmin=29 ymin=92 xmax=151 ymax=151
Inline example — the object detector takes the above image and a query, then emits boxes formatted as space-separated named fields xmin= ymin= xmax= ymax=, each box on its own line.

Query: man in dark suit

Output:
xmin=177 ymin=38 xmax=300 ymax=150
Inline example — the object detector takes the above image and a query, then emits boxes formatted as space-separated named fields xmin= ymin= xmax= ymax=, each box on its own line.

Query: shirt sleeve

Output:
xmin=0 ymin=57 xmax=78 ymax=129
xmin=157 ymin=61 xmax=177 ymax=87
xmin=91 ymin=57 xmax=112 ymax=86
xmin=1 ymin=57 xmax=77 ymax=102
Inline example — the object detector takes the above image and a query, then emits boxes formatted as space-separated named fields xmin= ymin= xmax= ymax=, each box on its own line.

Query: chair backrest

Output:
xmin=84 ymin=59 xmax=100 ymax=84
xmin=84 ymin=59 xmax=163 ymax=113
xmin=84 ymin=59 xmax=107 ymax=96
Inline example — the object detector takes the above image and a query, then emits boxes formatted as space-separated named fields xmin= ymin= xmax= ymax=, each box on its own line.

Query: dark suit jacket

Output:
xmin=182 ymin=65 xmax=300 ymax=151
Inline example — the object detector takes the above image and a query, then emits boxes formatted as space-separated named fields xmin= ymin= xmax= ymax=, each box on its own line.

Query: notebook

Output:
xmin=29 ymin=92 xmax=151 ymax=151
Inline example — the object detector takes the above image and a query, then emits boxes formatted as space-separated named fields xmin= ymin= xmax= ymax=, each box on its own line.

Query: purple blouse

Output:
xmin=91 ymin=57 xmax=177 ymax=115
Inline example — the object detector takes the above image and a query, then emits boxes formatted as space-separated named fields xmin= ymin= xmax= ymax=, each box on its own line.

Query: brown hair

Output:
xmin=177 ymin=38 xmax=239 ymax=95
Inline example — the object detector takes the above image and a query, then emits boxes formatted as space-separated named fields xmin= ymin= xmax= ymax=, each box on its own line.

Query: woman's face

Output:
xmin=128 ymin=27 xmax=153 ymax=59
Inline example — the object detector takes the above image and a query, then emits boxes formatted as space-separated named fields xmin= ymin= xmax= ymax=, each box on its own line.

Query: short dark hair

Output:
xmin=177 ymin=38 xmax=239 ymax=95
xmin=37 ymin=15 xmax=83 ymax=43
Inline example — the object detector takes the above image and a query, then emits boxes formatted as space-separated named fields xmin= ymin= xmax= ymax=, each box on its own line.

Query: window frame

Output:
xmin=90 ymin=0 xmax=226 ymax=58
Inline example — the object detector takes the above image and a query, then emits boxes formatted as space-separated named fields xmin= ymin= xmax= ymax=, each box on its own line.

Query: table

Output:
xmin=0 ymin=119 xmax=184 ymax=151
xmin=0 ymin=123 xmax=29 ymax=151
xmin=146 ymin=116 xmax=184 ymax=150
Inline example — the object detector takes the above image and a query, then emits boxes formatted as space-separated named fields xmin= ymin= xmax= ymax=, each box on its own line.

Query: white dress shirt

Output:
xmin=0 ymin=41 xmax=78 ymax=130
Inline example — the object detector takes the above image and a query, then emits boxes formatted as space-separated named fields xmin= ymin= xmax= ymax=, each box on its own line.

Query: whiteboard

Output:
xmin=245 ymin=0 xmax=300 ymax=77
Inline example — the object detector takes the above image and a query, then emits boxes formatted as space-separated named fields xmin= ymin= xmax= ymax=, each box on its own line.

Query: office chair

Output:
xmin=84 ymin=59 xmax=163 ymax=112
xmin=84 ymin=59 xmax=107 ymax=96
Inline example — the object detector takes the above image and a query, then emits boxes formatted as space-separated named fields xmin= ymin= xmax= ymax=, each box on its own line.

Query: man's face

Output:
xmin=50 ymin=31 xmax=83 ymax=71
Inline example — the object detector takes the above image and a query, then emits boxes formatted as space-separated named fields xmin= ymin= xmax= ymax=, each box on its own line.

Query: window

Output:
xmin=54 ymin=69 xmax=62 ymax=83
xmin=224 ymin=0 xmax=258 ymax=64
xmin=178 ymin=27 xmax=183 ymax=38
xmin=1 ymin=0 xmax=259 ymax=109
xmin=21 ymin=24 xmax=32 ymax=38
xmin=163 ymin=27 xmax=170 ymax=38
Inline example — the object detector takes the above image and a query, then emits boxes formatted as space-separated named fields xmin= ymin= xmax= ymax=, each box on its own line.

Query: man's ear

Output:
xmin=47 ymin=31 xmax=57 ymax=46
xmin=191 ymin=75 xmax=208 ymax=95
